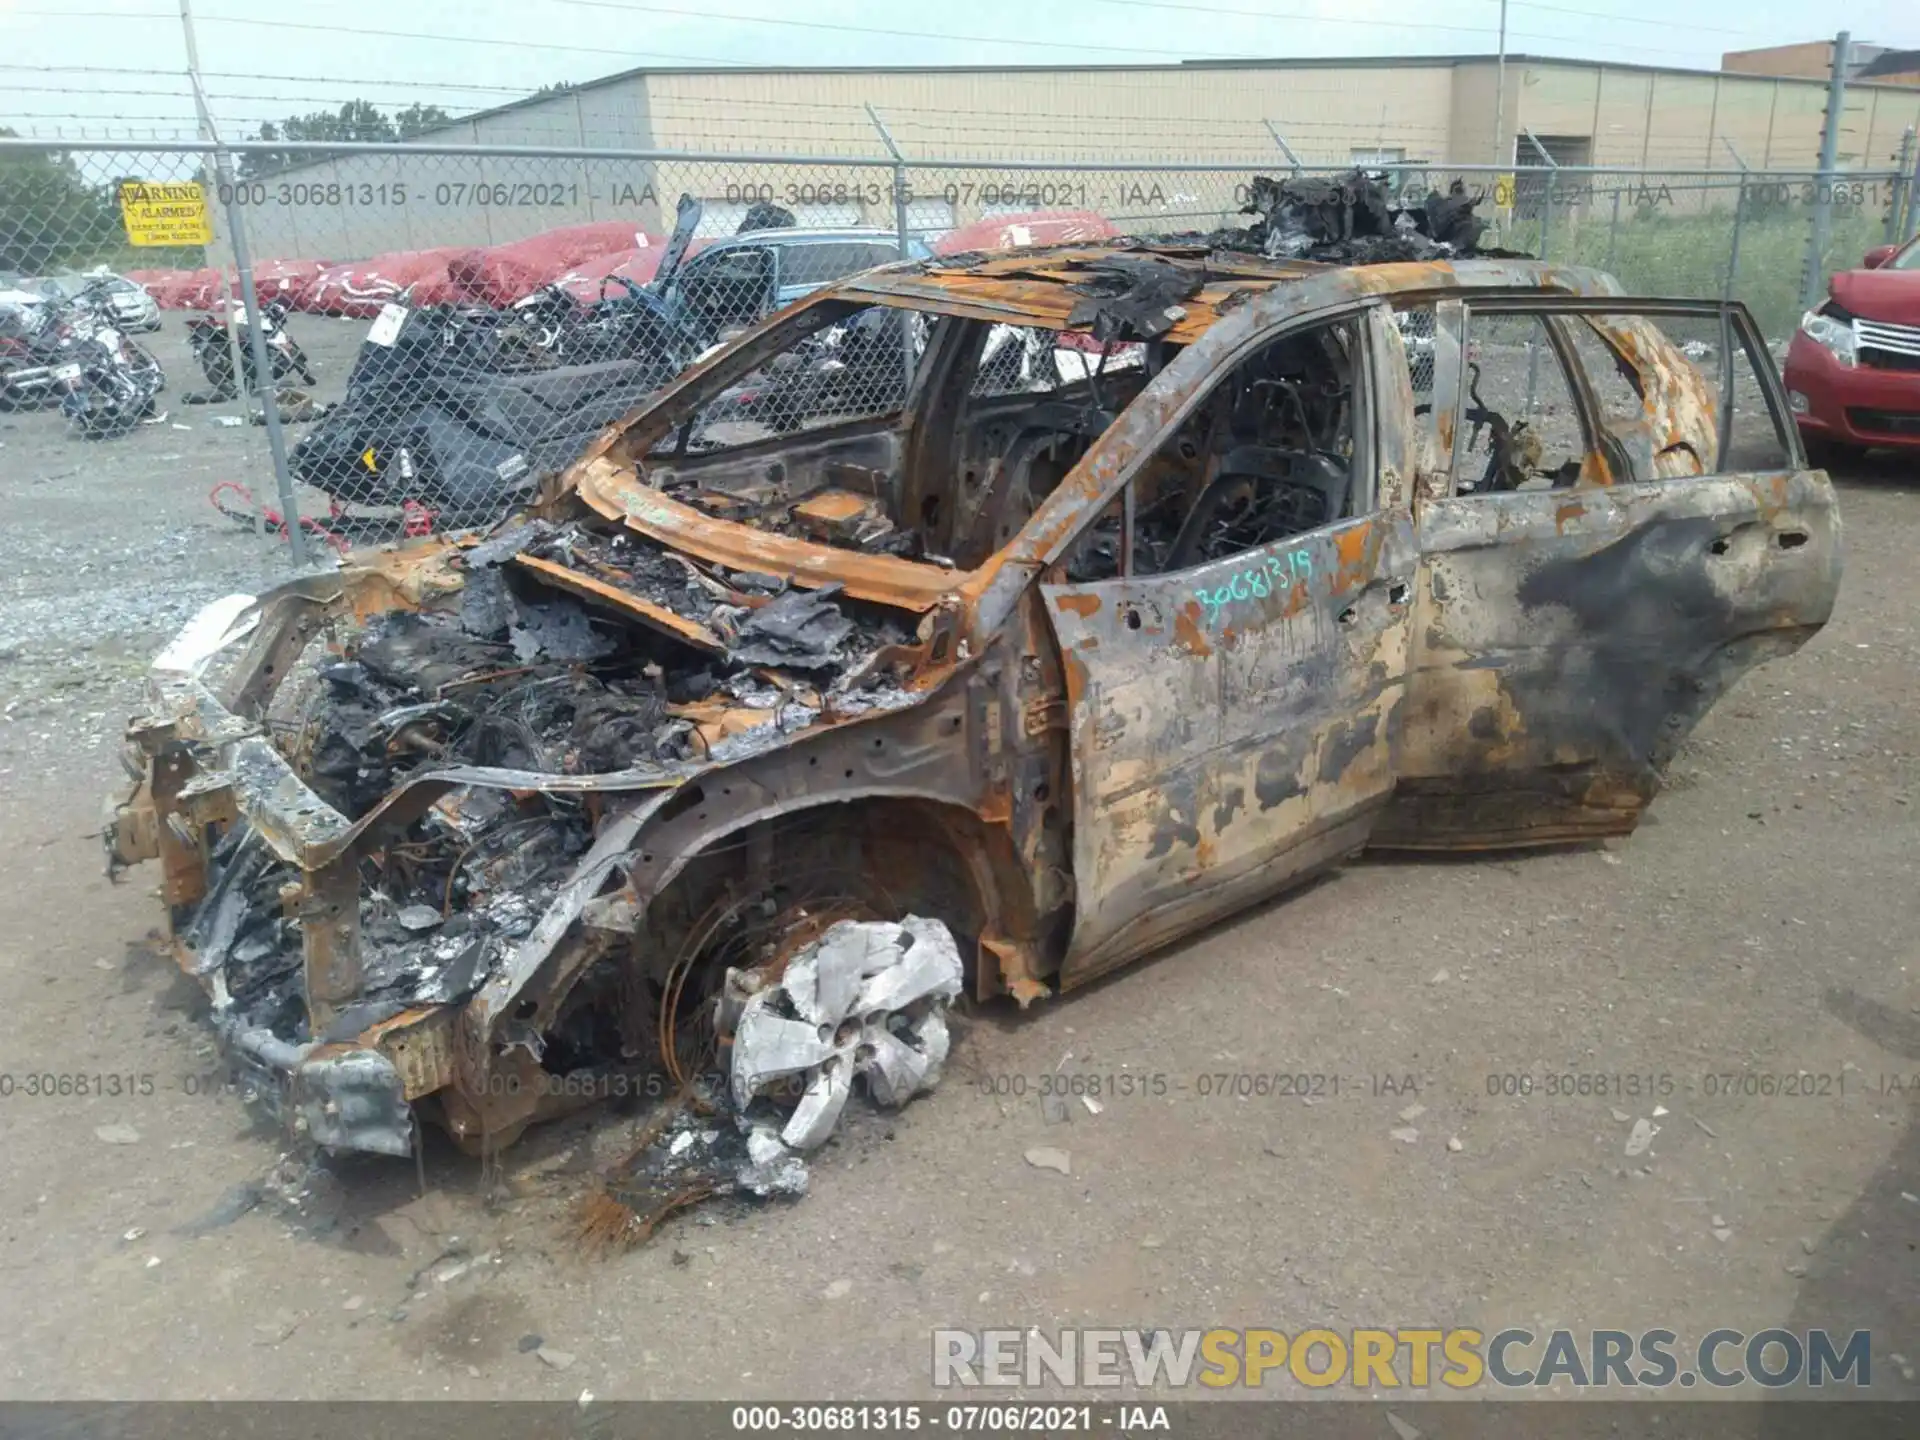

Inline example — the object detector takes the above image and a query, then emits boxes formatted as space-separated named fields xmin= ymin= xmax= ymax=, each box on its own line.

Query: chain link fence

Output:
xmin=4 ymin=136 xmax=1917 ymax=561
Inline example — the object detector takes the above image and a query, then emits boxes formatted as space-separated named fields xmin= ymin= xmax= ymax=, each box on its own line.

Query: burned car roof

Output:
xmin=837 ymin=244 xmax=1314 ymax=344
xmin=784 ymin=246 xmax=1613 ymax=350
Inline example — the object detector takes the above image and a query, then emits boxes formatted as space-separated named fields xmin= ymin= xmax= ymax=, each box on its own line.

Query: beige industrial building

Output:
xmin=242 ymin=53 xmax=1920 ymax=260
xmin=419 ymin=52 xmax=1920 ymax=169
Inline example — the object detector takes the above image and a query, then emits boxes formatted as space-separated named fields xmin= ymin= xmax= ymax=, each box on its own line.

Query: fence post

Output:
xmin=182 ymin=20 xmax=307 ymax=562
xmin=211 ymin=143 xmax=309 ymax=567
xmin=864 ymin=105 xmax=917 ymax=395
xmin=1801 ymin=30 xmax=1850 ymax=311
xmin=1605 ymin=181 xmax=1621 ymax=276
xmin=1262 ymin=121 xmax=1305 ymax=177
xmin=1723 ymin=140 xmax=1752 ymax=304
xmin=1909 ymin=132 xmax=1920 ymax=242
xmin=1890 ymin=126 xmax=1917 ymax=244
xmin=178 ymin=4 xmax=261 ymax=490
xmin=1521 ymin=131 xmax=1557 ymax=416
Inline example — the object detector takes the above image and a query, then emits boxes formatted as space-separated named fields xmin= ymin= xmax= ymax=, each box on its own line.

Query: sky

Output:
xmin=0 ymin=0 xmax=1914 ymax=143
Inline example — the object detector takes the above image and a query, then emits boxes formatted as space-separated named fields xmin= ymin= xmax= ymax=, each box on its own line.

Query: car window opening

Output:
xmin=637 ymin=309 xmax=1162 ymax=570
xmin=1064 ymin=318 xmax=1360 ymax=581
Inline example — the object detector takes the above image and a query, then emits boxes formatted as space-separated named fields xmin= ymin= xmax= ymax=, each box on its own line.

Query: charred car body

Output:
xmin=108 ymin=183 xmax=1841 ymax=1159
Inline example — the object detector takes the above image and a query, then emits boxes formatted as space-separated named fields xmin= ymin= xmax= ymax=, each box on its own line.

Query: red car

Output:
xmin=1784 ymin=231 xmax=1920 ymax=462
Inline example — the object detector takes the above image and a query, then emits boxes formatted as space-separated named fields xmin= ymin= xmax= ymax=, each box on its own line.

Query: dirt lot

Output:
xmin=0 ymin=310 xmax=1917 ymax=1403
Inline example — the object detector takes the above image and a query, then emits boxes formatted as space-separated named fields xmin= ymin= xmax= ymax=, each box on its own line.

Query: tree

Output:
xmin=0 ymin=128 xmax=114 ymax=275
xmin=242 ymin=100 xmax=453 ymax=176
xmin=394 ymin=103 xmax=452 ymax=139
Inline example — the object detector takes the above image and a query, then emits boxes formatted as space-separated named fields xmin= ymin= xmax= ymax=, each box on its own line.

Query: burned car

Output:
xmin=108 ymin=216 xmax=1841 ymax=1164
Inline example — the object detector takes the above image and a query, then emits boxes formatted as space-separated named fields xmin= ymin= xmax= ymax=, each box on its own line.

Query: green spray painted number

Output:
xmin=1194 ymin=548 xmax=1312 ymax=628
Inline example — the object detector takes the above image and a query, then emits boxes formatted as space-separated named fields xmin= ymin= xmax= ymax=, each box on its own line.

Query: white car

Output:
xmin=36 ymin=270 xmax=162 ymax=332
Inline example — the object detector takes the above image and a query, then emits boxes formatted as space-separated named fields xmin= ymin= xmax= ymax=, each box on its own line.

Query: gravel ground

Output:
xmin=0 ymin=311 xmax=367 ymax=776
xmin=0 ymin=311 xmax=1916 ymax=1404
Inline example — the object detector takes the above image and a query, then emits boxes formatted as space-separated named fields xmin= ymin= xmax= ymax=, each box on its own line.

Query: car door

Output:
xmin=1373 ymin=295 xmax=1842 ymax=850
xmin=1040 ymin=305 xmax=1417 ymax=985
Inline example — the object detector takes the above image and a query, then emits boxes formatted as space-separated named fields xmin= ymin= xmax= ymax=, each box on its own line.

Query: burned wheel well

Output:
xmin=543 ymin=797 xmax=1026 ymax=1081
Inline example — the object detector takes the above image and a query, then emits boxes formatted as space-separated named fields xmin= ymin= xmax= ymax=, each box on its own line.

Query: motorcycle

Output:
xmin=34 ymin=279 xmax=167 ymax=437
xmin=0 ymin=277 xmax=141 ymax=411
xmin=0 ymin=301 xmax=68 ymax=410
xmin=185 ymin=298 xmax=314 ymax=400
xmin=54 ymin=326 xmax=166 ymax=438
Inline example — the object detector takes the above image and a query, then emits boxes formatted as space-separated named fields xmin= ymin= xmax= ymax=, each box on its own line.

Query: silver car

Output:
xmin=36 ymin=270 xmax=162 ymax=332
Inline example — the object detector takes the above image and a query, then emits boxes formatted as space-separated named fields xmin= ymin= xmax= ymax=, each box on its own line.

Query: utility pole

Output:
xmin=1802 ymin=29 xmax=1851 ymax=311
xmin=1493 ymin=0 xmax=1509 ymax=166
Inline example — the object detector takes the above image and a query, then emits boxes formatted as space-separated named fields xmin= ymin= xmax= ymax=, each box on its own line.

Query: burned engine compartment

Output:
xmin=187 ymin=523 xmax=922 ymax=1054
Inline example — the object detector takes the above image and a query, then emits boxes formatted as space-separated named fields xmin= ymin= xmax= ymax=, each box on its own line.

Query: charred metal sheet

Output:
xmin=1063 ymin=256 xmax=1207 ymax=343
xmin=1587 ymin=314 xmax=1720 ymax=480
xmin=1423 ymin=300 xmax=1467 ymax=499
xmin=294 ymin=1048 xmax=412 ymax=1157
xmin=1041 ymin=513 xmax=1415 ymax=982
xmin=1366 ymin=305 xmax=1417 ymax=514
xmin=728 ymin=584 xmax=856 ymax=670
xmin=299 ymin=864 xmax=363 ymax=1034
xmin=574 ymin=456 xmax=958 ymax=612
xmin=1378 ymin=470 xmax=1840 ymax=849
xmin=512 ymin=552 xmax=728 ymax=654
xmin=459 ymin=787 xmax=676 ymax=1087
xmin=363 ymin=1007 xmax=457 ymax=1100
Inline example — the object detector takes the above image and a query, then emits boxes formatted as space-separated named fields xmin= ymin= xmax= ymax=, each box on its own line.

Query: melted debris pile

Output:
xmin=202 ymin=583 xmax=683 ymax=1044
xmin=196 ymin=521 xmax=925 ymax=1049
xmin=1228 ymin=168 xmax=1502 ymax=264
xmin=962 ymin=171 xmax=1514 ymax=345
xmin=519 ymin=520 xmax=919 ymax=723
xmin=1065 ymin=256 xmax=1206 ymax=343
xmin=585 ymin=916 xmax=963 ymax=1244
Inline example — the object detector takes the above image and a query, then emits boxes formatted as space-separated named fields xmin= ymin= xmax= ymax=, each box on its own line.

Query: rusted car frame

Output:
xmin=107 ymin=246 xmax=1841 ymax=1156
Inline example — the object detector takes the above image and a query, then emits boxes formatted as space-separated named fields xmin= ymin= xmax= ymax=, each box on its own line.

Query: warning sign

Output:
xmin=119 ymin=181 xmax=213 ymax=247
xmin=1491 ymin=173 xmax=1517 ymax=210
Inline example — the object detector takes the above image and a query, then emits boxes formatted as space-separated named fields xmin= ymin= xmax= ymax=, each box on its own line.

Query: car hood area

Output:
xmin=105 ymin=509 xmax=961 ymax=1159
xmin=1828 ymin=266 xmax=1920 ymax=324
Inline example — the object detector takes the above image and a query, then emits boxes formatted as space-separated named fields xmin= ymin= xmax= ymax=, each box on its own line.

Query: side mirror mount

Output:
xmin=1863 ymin=245 xmax=1896 ymax=270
